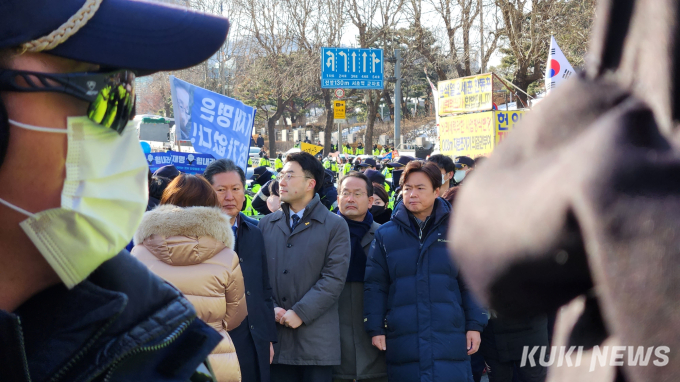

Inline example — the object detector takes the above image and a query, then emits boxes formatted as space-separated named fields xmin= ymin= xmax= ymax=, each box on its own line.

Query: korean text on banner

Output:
xmin=438 ymin=73 xmax=493 ymax=116
xmin=439 ymin=111 xmax=494 ymax=158
xmin=334 ymin=100 xmax=346 ymax=119
xmin=301 ymin=142 xmax=324 ymax=156
xmin=146 ymin=151 xmax=216 ymax=175
xmin=169 ymin=76 xmax=256 ymax=171
xmin=495 ymin=110 xmax=525 ymax=146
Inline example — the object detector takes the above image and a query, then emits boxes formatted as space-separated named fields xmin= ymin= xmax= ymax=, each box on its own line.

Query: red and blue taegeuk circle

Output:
xmin=548 ymin=59 xmax=561 ymax=77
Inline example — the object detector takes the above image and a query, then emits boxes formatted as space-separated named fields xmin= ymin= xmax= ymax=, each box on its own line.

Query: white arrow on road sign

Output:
xmin=326 ymin=51 xmax=335 ymax=71
xmin=362 ymin=52 xmax=367 ymax=72
xmin=338 ymin=51 xmax=348 ymax=72
xmin=351 ymin=52 xmax=356 ymax=72
xmin=371 ymin=52 xmax=381 ymax=73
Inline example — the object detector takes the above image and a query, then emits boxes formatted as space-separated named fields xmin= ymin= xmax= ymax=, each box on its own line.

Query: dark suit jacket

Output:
xmin=231 ymin=213 xmax=277 ymax=381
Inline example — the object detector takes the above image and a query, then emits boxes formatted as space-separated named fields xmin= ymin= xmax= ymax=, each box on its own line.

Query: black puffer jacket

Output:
xmin=0 ymin=251 xmax=222 ymax=382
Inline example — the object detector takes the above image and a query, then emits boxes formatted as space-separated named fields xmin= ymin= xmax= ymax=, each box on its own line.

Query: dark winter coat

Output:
xmin=0 ymin=251 xmax=222 ymax=382
xmin=480 ymin=314 xmax=549 ymax=362
xmin=364 ymin=199 xmax=487 ymax=382
xmin=258 ymin=194 xmax=351 ymax=365
xmin=334 ymin=221 xmax=387 ymax=380
xmin=230 ymin=213 xmax=277 ymax=382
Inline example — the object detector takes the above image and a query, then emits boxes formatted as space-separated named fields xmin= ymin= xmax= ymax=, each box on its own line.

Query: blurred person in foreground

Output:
xmin=448 ymin=2 xmax=680 ymax=382
xmin=333 ymin=171 xmax=387 ymax=382
xmin=0 ymin=0 xmax=230 ymax=380
xmin=364 ymin=161 xmax=487 ymax=382
xmin=133 ymin=174 xmax=247 ymax=382
xmin=204 ymin=159 xmax=278 ymax=382
xmin=258 ymin=152 xmax=351 ymax=382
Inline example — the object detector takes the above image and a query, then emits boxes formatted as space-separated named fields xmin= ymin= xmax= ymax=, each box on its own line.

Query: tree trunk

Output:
xmin=323 ymin=89 xmax=334 ymax=156
xmin=512 ymin=76 xmax=530 ymax=107
xmin=462 ymin=6 xmax=471 ymax=76
xmin=267 ymin=117 xmax=277 ymax=156
xmin=267 ymin=96 xmax=286 ymax=155
xmin=513 ymin=61 xmax=542 ymax=107
xmin=365 ymin=90 xmax=382 ymax=150
xmin=384 ymin=91 xmax=395 ymax=120
xmin=399 ymin=89 xmax=410 ymax=120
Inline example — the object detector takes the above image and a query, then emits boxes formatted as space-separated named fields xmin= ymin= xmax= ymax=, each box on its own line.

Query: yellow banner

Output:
xmin=438 ymin=73 xmax=493 ymax=115
xmin=439 ymin=110 xmax=526 ymax=158
xmin=439 ymin=112 xmax=495 ymax=158
xmin=334 ymin=100 xmax=346 ymax=119
xmin=494 ymin=110 xmax=525 ymax=146
xmin=301 ymin=142 xmax=324 ymax=156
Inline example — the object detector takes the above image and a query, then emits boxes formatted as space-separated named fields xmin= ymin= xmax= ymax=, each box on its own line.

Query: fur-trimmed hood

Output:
xmin=133 ymin=205 xmax=235 ymax=265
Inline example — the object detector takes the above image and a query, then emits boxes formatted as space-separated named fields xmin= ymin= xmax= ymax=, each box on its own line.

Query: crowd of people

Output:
xmin=128 ymin=148 xmax=557 ymax=382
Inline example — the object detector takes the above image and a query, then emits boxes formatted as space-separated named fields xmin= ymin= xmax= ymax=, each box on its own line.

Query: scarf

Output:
xmin=338 ymin=210 xmax=373 ymax=282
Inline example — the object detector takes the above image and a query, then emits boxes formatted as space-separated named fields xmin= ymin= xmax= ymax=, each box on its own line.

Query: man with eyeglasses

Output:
xmin=333 ymin=171 xmax=387 ymax=382
xmin=258 ymin=152 xmax=351 ymax=382
xmin=0 ymin=0 xmax=230 ymax=380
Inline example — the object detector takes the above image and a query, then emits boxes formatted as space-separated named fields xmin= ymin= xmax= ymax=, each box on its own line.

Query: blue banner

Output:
xmin=146 ymin=151 xmax=216 ymax=175
xmin=169 ymin=76 xmax=255 ymax=171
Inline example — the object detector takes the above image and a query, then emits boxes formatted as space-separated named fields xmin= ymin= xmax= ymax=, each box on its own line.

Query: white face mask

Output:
xmin=442 ymin=173 xmax=448 ymax=185
xmin=454 ymin=169 xmax=467 ymax=183
xmin=0 ymin=117 xmax=148 ymax=288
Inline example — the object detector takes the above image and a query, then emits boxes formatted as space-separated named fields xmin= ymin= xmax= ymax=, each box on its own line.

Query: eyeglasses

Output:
xmin=340 ymin=191 xmax=367 ymax=198
xmin=277 ymin=173 xmax=310 ymax=182
xmin=0 ymin=69 xmax=136 ymax=134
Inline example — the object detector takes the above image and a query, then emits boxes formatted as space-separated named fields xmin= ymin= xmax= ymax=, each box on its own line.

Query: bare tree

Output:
xmin=234 ymin=0 xmax=318 ymax=154
xmin=284 ymin=0 xmax=346 ymax=155
xmin=494 ymin=0 xmax=595 ymax=103
xmin=347 ymin=0 xmax=404 ymax=149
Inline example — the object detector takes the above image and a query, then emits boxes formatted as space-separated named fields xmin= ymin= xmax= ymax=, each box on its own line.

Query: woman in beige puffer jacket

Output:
xmin=132 ymin=174 xmax=247 ymax=382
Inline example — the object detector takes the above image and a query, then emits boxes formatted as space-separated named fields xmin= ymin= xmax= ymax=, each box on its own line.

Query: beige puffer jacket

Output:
xmin=132 ymin=205 xmax=247 ymax=382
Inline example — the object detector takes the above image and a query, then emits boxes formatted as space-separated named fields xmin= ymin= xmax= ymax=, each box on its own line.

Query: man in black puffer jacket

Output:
xmin=364 ymin=161 xmax=487 ymax=382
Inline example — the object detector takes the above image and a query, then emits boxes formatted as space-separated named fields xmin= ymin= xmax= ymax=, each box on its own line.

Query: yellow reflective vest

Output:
xmin=243 ymin=194 xmax=255 ymax=216
xmin=343 ymin=163 xmax=352 ymax=176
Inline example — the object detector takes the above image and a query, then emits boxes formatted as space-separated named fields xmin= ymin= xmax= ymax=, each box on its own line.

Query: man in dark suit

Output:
xmin=205 ymin=159 xmax=278 ymax=382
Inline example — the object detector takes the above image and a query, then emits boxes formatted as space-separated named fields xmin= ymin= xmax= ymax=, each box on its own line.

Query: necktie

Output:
xmin=291 ymin=214 xmax=300 ymax=231
xmin=232 ymin=226 xmax=238 ymax=242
